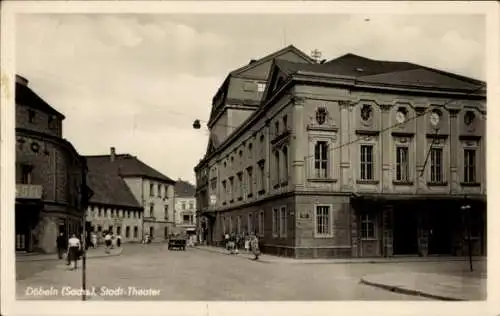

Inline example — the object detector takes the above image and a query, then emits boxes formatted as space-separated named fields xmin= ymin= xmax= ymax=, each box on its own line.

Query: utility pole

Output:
xmin=80 ymin=158 xmax=92 ymax=301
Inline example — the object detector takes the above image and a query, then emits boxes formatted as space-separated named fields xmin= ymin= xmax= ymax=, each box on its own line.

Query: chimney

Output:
xmin=110 ymin=147 xmax=116 ymax=162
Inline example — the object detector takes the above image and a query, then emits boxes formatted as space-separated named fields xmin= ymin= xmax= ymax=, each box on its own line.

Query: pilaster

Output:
xmin=449 ymin=109 xmax=460 ymax=193
xmin=291 ymin=97 xmax=306 ymax=190
xmin=339 ymin=100 xmax=353 ymax=191
xmin=380 ymin=104 xmax=392 ymax=192
xmin=415 ymin=106 xmax=427 ymax=192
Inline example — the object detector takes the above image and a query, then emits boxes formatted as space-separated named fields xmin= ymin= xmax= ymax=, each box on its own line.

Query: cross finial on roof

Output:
xmin=311 ymin=49 xmax=322 ymax=63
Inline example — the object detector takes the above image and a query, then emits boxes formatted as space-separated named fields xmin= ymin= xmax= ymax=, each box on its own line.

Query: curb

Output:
xmin=16 ymin=248 xmax=124 ymax=263
xmin=359 ymin=277 xmax=463 ymax=301
xmin=194 ymin=247 xmax=485 ymax=265
xmin=193 ymin=246 xmax=270 ymax=264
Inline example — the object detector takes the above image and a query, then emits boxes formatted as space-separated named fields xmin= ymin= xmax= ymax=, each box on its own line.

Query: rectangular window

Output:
xmin=396 ymin=147 xmax=409 ymax=181
xmin=272 ymin=208 xmax=279 ymax=237
xmin=360 ymin=145 xmax=374 ymax=180
xmin=138 ymin=212 xmax=141 ymax=219
xmin=181 ymin=202 xmax=186 ymax=210
xmin=98 ymin=225 xmax=102 ymax=232
xmin=464 ymin=149 xmax=476 ymax=183
xmin=229 ymin=177 xmax=234 ymax=201
xmin=275 ymin=121 xmax=280 ymax=136
xmin=28 ymin=109 xmax=36 ymax=123
xmin=360 ymin=214 xmax=375 ymax=239
xmin=258 ymin=211 xmax=264 ymax=236
xmin=134 ymin=226 xmax=138 ymax=238
xmin=237 ymin=172 xmax=243 ymax=198
xmin=247 ymin=167 xmax=253 ymax=196
xmin=314 ymin=141 xmax=328 ymax=178
xmin=283 ymin=146 xmax=288 ymax=183
xmin=257 ymin=83 xmax=266 ymax=92
xmin=108 ymin=226 xmax=113 ymax=234
xmin=258 ymin=160 xmax=266 ymax=193
xmin=183 ymin=215 xmax=190 ymax=224
xmin=149 ymin=204 xmax=155 ymax=217
xmin=282 ymin=115 xmax=288 ymax=131
xmin=315 ymin=205 xmax=331 ymax=236
xmin=125 ymin=226 xmax=130 ymax=238
xmin=117 ymin=226 xmax=122 ymax=236
xmin=48 ymin=115 xmax=57 ymax=129
xmin=20 ymin=164 xmax=33 ymax=184
xmin=229 ymin=217 xmax=233 ymax=233
xmin=189 ymin=202 xmax=194 ymax=209
xmin=149 ymin=227 xmax=154 ymax=238
xmin=248 ymin=213 xmax=253 ymax=234
xmin=164 ymin=205 xmax=169 ymax=220
xmin=165 ymin=185 xmax=169 ymax=198
xmin=279 ymin=206 xmax=287 ymax=237
xmin=430 ymin=148 xmax=443 ymax=183
xmin=150 ymin=183 xmax=154 ymax=196
xmin=274 ymin=151 xmax=280 ymax=186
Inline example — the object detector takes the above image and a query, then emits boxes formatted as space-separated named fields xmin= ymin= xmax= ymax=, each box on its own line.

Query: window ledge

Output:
xmin=356 ymin=180 xmax=379 ymax=185
xmin=308 ymin=178 xmax=338 ymax=183
xmin=427 ymin=182 xmax=448 ymax=187
xmin=393 ymin=180 xmax=414 ymax=186
xmin=460 ymin=182 xmax=480 ymax=187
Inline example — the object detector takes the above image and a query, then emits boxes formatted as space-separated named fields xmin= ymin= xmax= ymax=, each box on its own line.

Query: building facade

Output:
xmin=195 ymin=48 xmax=487 ymax=259
xmin=85 ymin=154 xmax=144 ymax=243
xmin=15 ymin=75 xmax=87 ymax=253
xmin=85 ymin=148 xmax=176 ymax=242
xmin=174 ymin=179 xmax=197 ymax=237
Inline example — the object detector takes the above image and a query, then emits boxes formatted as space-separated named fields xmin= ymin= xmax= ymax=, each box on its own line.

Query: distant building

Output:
xmin=195 ymin=47 xmax=487 ymax=259
xmin=85 ymin=155 xmax=144 ymax=243
xmin=15 ymin=75 xmax=88 ymax=253
xmin=174 ymin=179 xmax=197 ymax=237
xmin=85 ymin=148 xmax=176 ymax=242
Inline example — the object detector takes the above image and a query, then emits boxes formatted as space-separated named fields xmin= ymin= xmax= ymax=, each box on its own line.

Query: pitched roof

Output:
xmin=174 ymin=179 xmax=196 ymax=197
xmin=86 ymin=169 xmax=142 ymax=209
xmin=15 ymin=77 xmax=65 ymax=118
xmin=229 ymin=44 xmax=316 ymax=77
xmin=85 ymin=154 xmax=176 ymax=184
xmin=273 ymin=53 xmax=485 ymax=92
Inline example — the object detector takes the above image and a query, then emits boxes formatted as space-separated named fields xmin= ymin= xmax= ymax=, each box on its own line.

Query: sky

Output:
xmin=15 ymin=14 xmax=485 ymax=184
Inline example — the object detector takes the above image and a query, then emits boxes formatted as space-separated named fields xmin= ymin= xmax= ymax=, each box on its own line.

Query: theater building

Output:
xmin=15 ymin=75 xmax=87 ymax=253
xmin=195 ymin=47 xmax=487 ymax=258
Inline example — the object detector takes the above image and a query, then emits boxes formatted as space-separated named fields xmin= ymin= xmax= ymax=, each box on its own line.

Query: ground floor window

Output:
xmin=272 ymin=208 xmax=279 ymax=237
xmin=125 ymin=226 xmax=130 ymax=238
xmin=149 ymin=227 xmax=154 ymax=238
xmin=315 ymin=205 xmax=331 ymax=237
xmin=258 ymin=211 xmax=264 ymax=236
xmin=279 ymin=206 xmax=287 ymax=237
xmin=117 ymin=226 xmax=122 ymax=236
xmin=108 ymin=226 xmax=113 ymax=234
xmin=164 ymin=227 xmax=168 ymax=239
xmin=133 ymin=226 xmax=138 ymax=238
xmin=360 ymin=213 xmax=376 ymax=239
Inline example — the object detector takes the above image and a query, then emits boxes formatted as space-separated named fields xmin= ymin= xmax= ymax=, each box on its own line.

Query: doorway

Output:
xmin=393 ymin=209 xmax=418 ymax=255
xmin=428 ymin=209 xmax=453 ymax=255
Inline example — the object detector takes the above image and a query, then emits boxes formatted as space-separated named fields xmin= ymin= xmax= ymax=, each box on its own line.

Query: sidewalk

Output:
xmin=16 ymin=246 xmax=123 ymax=262
xmin=360 ymin=272 xmax=486 ymax=301
xmin=194 ymin=245 xmax=486 ymax=265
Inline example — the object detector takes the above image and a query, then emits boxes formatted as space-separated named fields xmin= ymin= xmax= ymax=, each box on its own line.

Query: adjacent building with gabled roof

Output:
xmin=85 ymin=147 xmax=176 ymax=243
xmin=195 ymin=47 xmax=486 ymax=259
xmin=174 ymin=179 xmax=197 ymax=238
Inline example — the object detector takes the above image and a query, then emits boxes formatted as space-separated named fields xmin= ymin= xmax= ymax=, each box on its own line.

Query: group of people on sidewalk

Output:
xmin=56 ymin=230 xmax=122 ymax=270
xmin=224 ymin=232 xmax=261 ymax=260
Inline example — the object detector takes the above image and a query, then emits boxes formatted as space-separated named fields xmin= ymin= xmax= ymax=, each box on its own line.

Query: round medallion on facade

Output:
xmin=429 ymin=110 xmax=441 ymax=128
xmin=315 ymin=107 xmax=328 ymax=125
xmin=360 ymin=104 xmax=373 ymax=122
xmin=395 ymin=107 xmax=407 ymax=124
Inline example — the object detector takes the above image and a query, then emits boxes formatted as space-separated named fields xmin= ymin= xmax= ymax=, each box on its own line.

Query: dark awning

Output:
xmin=350 ymin=193 xmax=486 ymax=207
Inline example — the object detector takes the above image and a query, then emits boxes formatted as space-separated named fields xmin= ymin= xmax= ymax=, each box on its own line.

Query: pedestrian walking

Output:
xmin=104 ymin=231 xmax=112 ymax=254
xmin=56 ymin=232 xmax=67 ymax=260
xmin=91 ymin=232 xmax=97 ymax=249
xmin=224 ymin=233 xmax=230 ymax=250
xmin=67 ymin=234 xmax=81 ymax=270
xmin=244 ymin=236 xmax=250 ymax=253
xmin=250 ymin=233 xmax=260 ymax=260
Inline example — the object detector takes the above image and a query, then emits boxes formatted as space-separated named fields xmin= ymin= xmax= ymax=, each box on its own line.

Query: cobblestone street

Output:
xmin=15 ymin=244 xmax=485 ymax=301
